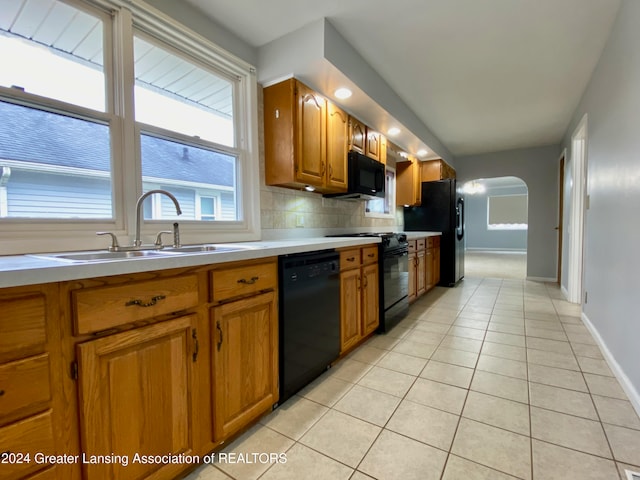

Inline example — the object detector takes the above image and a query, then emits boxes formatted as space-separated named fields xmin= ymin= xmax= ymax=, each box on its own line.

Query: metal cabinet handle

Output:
xmin=192 ymin=329 xmax=199 ymax=362
xmin=0 ymin=390 xmax=5 ymax=397
xmin=125 ymin=295 xmax=166 ymax=307
xmin=238 ymin=276 xmax=259 ymax=285
xmin=367 ymin=253 xmax=375 ymax=258
xmin=347 ymin=257 xmax=356 ymax=262
xmin=216 ymin=321 xmax=223 ymax=351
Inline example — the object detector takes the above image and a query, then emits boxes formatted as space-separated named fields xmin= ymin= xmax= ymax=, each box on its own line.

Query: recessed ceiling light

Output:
xmin=387 ymin=127 xmax=400 ymax=136
xmin=334 ymin=88 xmax=352 ymax=99
xmin=417 ymin=149 xmax=428 ymax=157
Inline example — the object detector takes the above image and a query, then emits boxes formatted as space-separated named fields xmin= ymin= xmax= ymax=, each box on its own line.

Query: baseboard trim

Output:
xmin=581 ymin=311 xmax=640 ymax=418
xmin=466 ymin=248 xmax=527 ymax=253
xmin=561 ymin=285 xmax=570 ymax=301
xmin=526 ymin=276 xmax=557 ymax=282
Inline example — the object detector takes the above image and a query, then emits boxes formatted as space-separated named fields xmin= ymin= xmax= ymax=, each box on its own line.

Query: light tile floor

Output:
xmin=186 ymin=277 xmax=640 ymax=480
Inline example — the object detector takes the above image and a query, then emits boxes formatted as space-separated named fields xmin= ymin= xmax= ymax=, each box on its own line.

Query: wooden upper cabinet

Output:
xmin=421 ymin=159 xmax=456 ymax=181
xmin=296 ymin=82 xmax=326 ymax=186
xmin=264 ymin=78 xmax=348 ymax=193
xmin=77 ymin=316 xmax=197 ymax=480
xmin=379 ymin=134 xmax=388 ymax=165
xmin=365 ymin=130 xmax=382 ymax=162
xmin=396 ymin=157 xmax=422 ymax=206
xmin=348 ymin=116 xmax=366 ymax=154
xmin=326 ymin=102 xmax=349 ymax=192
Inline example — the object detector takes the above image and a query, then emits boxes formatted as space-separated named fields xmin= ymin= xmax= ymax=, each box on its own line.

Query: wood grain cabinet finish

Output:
xmin=338 ymin=246 xmax=379 ymax=353
xmin=348 ymin=116 xmax=366 ymax=154
xmin=408 ymin=236 xmax=441 ymax=303
xmin=420 ymin=159 xmax=456 ymax=181
xmin=211 ymin=291 xmax=278 ymax=440
xmin=0 ymin=354 xmax=51 ymax=424
xmin=76 ymin=316 xmax=198 ymax=480
xmin=264 ymin=78 xmax=348 ymax=193
xmin=0 ymin=294 xmax=47 ymax=363
xmin=72 ymin=275 xmax=199 ymax=334
xmin=396 ymin=158 xmax=422 ymax=206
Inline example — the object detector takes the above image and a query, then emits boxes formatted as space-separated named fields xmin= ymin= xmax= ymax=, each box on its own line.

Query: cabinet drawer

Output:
xmin=407 ymin=240 xmax=417 ymax=254
xmin=73 ymin=275 xmax=199 ymax=334
xmin=339 ymin=249 xmax=361 ymax=270
xmin=426 ymin=237 xmax=434 ymax=248
xmin=0 ymin=295 xmax=46 ymax=363
xmin=362 ymin=246 xmax=379 ymax=264
xmin=0 ymin=354 xmax=51 ymax=425
xmin=0 ymin=411 xmax=55 ymax=479
xmin=417 ymin=238 xmax=426 ymax=250
xmin=211 ymin=262 xmax=277 ymax=302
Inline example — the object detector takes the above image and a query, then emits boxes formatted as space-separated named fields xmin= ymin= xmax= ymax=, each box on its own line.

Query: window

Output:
xmin=365 ymin=166 xmax=396 ymax=218
xmin=487 ymin=194 xmax=528 ymax=230
xmin=0 ymin=1 xmax=112 ymax=219
xmin=0 ymin=0 xmax=259 ymax=254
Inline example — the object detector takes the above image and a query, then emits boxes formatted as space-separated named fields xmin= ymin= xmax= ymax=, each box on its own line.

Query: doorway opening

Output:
xmin=565 ymin=114 xmax=588 ymax=303
xmin=462 ymin=176 xmax=528 ymax=279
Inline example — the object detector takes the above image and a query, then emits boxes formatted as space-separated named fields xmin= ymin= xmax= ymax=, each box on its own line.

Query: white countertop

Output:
xmin=404 ymin=231 xmax=442 ymax=240
xmin=0 ymin=237 xmax=381 ymax=289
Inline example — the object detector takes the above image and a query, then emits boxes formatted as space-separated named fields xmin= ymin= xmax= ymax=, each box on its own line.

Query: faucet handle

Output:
xmin=96 ymin=232 xmax=120 ymax=251
xmin=155 ymin=231 xmax=172 ymax=247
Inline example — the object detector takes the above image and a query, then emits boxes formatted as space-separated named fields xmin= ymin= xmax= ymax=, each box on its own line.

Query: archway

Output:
xmin=462 ymin=176 xmax=528 ymax=279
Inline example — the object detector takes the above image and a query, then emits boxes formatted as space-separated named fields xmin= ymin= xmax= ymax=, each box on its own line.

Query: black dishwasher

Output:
xmin=278 ymin=249 xmax=340 ymax=404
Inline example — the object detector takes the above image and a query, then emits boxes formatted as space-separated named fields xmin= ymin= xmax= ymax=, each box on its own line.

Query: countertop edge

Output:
xmin=0 ymin=237 xmax=381 ymax=289
xmin=404 ymin=231 xmax=442 ymax=240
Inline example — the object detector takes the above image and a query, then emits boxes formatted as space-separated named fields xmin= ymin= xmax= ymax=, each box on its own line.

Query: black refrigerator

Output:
xmin=403 ymin=179 xmax=465 ymax=286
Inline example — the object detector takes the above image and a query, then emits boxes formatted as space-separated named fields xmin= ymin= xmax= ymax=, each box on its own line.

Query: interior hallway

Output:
xmin=186 ymin=278 xmax=640 ymax=480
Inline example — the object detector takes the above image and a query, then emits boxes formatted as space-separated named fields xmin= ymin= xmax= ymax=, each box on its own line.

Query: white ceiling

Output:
xmin=181 ymin=0 xmax=621 ymax=158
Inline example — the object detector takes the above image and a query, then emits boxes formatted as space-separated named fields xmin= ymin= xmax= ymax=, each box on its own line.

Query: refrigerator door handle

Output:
xmin=456 ymin=197 xmax=464 ymax=240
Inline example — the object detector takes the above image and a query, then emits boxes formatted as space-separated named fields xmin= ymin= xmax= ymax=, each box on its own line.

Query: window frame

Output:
xmin=364 ymin=165 xmax=396 ymax=219
xmin=0 ymin=0 xmax=260 ymax=255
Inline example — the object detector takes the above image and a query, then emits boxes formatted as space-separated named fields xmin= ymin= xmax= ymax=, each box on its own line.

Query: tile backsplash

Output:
xmin=257 ymin=86 xmax=402 ymax=238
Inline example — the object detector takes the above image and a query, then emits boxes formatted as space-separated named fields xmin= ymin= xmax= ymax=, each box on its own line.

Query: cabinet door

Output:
xmin=416 ymin=251 xmax=426 ymax=297
xmin=379 ymin=134 xmax=387 ymax=165
xmin=326 ymin=102 xmax=349 ymax=192
xmin=396 ymin=160 xmax=421 ymax=206
xmin=434 ymin=245 xmax=441 ymax=286
xmin=361 ymin=264 xmax=379 ymax=336
xmin=77 ymin=316 xmax=197 ymax=480
xmin=340 ymin=268 xmax=361 ymax=353
xmin=365 ymin=129 xmax=381 ymax=162
xmin=212 ymin=291 xmax=278 ymax=440
xmin=425 ymin=248 xmax=434 ymax=291
xmin=408 ymin=253 xmax=417 ymax=303
xmin=348 ymin=117 xmax=366 ymax=154
xmin=295 ymin=82 xmax=326 ymax=186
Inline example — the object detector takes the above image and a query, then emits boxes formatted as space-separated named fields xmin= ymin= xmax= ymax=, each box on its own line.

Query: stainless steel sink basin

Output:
xmin=158 ymin=244 xmax=258 ymax=254
xmin=28 ymin=243 xmax=261 ymax=262
xmin=30 ymin=250 xmax=166 ymax=262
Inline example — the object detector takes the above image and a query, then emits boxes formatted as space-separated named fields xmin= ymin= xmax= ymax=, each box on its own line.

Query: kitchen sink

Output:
xmin=29 ymin=250 xmax=166 ymax=262
xmin=158 ymin=244 xmax=260 ymax=254
xmin=29 ymin=243 xmax=261 ymax=262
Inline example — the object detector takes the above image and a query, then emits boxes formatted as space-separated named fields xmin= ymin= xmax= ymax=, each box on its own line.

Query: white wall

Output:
xmin=455 ymin=145 xmax=560 ymax=279
xmin=561 ymin=0 xmax=640 ymax=403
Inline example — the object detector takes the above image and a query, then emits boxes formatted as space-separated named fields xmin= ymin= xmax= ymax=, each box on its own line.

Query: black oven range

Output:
xmin=327 ymin=232 xmax=409 ymax=332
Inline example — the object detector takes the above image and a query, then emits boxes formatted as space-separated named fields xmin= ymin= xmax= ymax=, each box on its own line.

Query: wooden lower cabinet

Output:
xmin=339 ymin=247 xmax=379 ymax=353
xmin=409 ymin=236 xmax=441 ymax=303
xmin=76 ymin=315 xmax=198 ymax=480
xmin=211 ymin=291 xmax=279 ymax=440
xmin=361 ymin=264 xmax=380 ymax=337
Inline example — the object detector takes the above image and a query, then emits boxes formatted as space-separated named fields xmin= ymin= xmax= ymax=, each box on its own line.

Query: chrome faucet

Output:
xmin=134 ymin=189 xmax=182 ymax=247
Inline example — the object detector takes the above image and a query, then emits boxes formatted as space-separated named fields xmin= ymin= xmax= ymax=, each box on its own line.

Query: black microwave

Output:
xmin=324 ymin=151 xmax=385 ymax=200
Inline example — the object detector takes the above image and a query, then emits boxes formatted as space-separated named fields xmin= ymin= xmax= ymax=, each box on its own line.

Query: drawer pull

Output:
xmin=237 ymin=276 xmax=259 ymax=285
xmin=0 ymin=389 xmax=4 ymax=397
xmin=125 ymin=295 xmax=166 ymax=308
xmin=367 ymin=253 xmax=375 ymax=258
xmin=216 ymin=321 xmax=223 ymax=351
xmin=192 ymin=329 xmax=199 ymax=362
xmin=347 ymin=257 xmax=356 ymax=262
